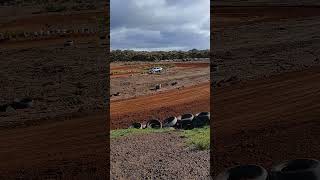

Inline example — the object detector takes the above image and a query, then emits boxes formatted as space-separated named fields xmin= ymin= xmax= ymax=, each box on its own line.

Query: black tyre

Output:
xmin=181 ymin=113 xmax=194 ymax=121
xmin=181 ymin=119 xmax=194 ymax=130
xmin=215 ymin=164 xmax=268 ymax=180
xmin=163 ymin=116 xmax=177 ymax=127
xmin=270 ymin=159 xmax=320 ymax=180
xmin=146 ymin=119 xmax=162 ymax=129
xmin=193 ymin=112 xmax=210 ymax=128
xmin=175 ymin=120 xmax=182 ymax=129
xmin=0 ymin=104 xmax=7 ymax=112
xmin=11 ymin=98 xmax=33 ymax=109
xmin=130 ymin=122 xmax=142 ymax=129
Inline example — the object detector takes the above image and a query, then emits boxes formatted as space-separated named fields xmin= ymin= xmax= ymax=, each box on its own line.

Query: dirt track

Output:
xmin=0 ymin=34 xmax=99 ymax=49
xmin=0 ymin=4 xmax=108 ymax=178
xmin=110 ymin=60 xmax=209 ymax=101
xmin=111 ymin=62 xmax=208 ymax=78
xmin=213 ymin=6 xmax=320 ymax=29
xmin=111 ymin=83 xmax=210 ymax=129
xmin=212 ymin=5 xmax=320 ymax=175
xmin=212 ymin=67 xmax=320 ymax=174
xmin=1 ymin=10 xmax=104 ymax=32
xmin=0 ymin=113 xmax=107 ymax=179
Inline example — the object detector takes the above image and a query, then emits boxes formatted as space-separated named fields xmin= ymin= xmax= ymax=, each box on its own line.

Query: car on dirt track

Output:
xmin=149 ymin=67 xmax=163 ymax=74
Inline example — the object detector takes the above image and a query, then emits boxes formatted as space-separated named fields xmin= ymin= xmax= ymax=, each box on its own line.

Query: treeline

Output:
xmin=110 ymin=49 xmax=210 ymax=62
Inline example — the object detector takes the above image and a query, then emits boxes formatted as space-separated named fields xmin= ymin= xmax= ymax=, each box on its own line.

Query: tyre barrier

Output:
xmin=181 ymin=119 xmax=194 ymax=130
xmin=175 ymin=119 xmax=182 ymax=129
xmin=130 ymin=122 xmax=142 ymax=129
xmin=214 ymin=164 xmax=268 ymax=180
xmin=146 ymin=119 xmax=162 ymax=129
xmin=163 ymin=116 xmax=177 ymax=127
xmin=181 ymin=113 xmax=194 ymax=121
xmin=179 ymin=113 xmax=195 ymax=130
xmin=193 ymin=112 xmax=210 ymax=128
xmin=128 ymin=112 xmax=209 ymax=130
xmin=214 ymin=158 xmax=320 ymax=180
xmin=0 ymin=98 xmax=33 ymax=112
xmin=0 ymin=104 xmax=7 ymax=112
xmin=11 ymin=98 xmax=33 ymax=109
xmin=270 ymin=159 xmax=320 ymax=180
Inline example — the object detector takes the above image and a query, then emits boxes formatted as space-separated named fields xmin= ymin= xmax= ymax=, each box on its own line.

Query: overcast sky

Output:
xmin=110 ymin=0 xmax=210 ymax=51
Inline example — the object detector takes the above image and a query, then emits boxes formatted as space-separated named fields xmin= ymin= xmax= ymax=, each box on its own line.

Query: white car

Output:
xmin=64 ymin=40 xmax=74 ymax=46
xmin=149 ymin=67 xmax=163 ymax=74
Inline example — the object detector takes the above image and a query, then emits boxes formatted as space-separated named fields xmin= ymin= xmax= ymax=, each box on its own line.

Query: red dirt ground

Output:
xmin=0 ymin=10 xmax=104 ymax=49
xmin=0 ymin=8 xmax=107 ymax=178
xmin=0 ymin=113 xmax=107 ymax=178
xmin=110 ymin=82 xmax=210 ymax=129
xmin=110 ymin=72 xmax=139 ymax=78
xmin=213 ymin=6 xmax=320 ymax=29
xmin=0 ymin=34 xmax=99 ymax=49
xmin=1 ymin=10 xmax=104 ymax=32
xmin=212 ymin=67 xmax=320 ymax=173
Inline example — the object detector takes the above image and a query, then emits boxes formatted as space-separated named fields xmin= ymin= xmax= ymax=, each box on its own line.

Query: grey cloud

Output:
xmin=111 ymin=0 xmax=209 ymax=51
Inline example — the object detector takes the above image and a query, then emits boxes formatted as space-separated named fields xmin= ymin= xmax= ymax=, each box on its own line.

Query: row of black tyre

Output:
xmin=130 ymin=112 xmax=210 ymax=130
xmin=215 ymin=158 xmax=320 ymax=180
xmin=0 ymin=98 xmax=33 ymax=112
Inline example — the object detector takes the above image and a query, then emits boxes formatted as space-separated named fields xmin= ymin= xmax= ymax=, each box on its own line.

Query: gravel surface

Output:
xmin=111 ymin=131 xmax=210 ymax=180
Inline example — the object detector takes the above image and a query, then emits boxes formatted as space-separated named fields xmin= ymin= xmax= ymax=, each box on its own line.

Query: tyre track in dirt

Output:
xmin=111 ymin=82 xmax=210 ymax=129
xmin=212 ymin=67 xmax=320 ymax=173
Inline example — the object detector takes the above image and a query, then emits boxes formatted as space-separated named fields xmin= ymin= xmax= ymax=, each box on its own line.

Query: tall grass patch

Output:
xmin=183 ymin=126 xmax=210 ymax=150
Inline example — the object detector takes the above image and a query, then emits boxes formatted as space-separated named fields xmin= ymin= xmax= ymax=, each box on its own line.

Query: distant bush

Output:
xmin=71 ymin=3 xmax=96 ymax=11
xmin=0 ymin=0 xmax=16 ymax=6
xmin=110 ymin=49 xmax=210 ymax=62
xmin=45 ymin=4 xmax=67 ymax=12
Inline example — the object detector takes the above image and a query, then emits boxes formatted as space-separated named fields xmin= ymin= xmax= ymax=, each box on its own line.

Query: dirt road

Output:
xmin=212 ymin=67 xmax=320 ymax=174
xmin=111 ymin=83 xmax=210 ymax=129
